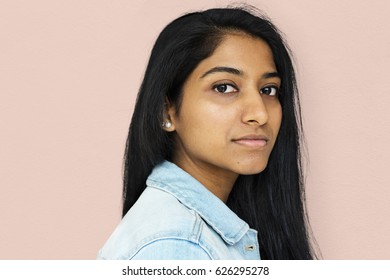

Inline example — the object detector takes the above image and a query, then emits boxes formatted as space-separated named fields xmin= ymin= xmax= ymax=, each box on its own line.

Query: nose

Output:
xmin=241 ymin=89 xmax=269 ymax=126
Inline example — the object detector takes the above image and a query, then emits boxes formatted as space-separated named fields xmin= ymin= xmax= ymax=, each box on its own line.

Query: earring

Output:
xmin=162 ymin=121 xmax=172 ymax=128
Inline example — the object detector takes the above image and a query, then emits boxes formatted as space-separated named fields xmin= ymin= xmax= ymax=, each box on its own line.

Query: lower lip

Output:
xmin=233 ymin=139 xmax=267 ymax=148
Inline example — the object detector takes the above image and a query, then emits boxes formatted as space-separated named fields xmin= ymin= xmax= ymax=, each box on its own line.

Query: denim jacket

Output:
xmin=97 ymin=161 xmax=260 ymax=260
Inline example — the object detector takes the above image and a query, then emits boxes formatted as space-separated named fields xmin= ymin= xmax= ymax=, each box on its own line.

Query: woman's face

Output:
xmin=166 ymin=34 xmax=282 ymax=187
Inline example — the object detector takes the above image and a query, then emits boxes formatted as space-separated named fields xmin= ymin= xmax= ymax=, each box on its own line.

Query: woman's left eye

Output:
xmin=260 ymin=86 xmax=279 ymax=96
xmin=213 ymin=83 xmax=237 ymax=94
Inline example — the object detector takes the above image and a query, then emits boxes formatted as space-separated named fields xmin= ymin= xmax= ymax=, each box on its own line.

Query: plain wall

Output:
xmin=1 ymin=0 xmax=389 ymax=259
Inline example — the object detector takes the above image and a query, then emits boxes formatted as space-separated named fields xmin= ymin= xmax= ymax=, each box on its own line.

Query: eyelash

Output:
xmin=260 ymin=86 xmax=279 ymax=96
xmin=212 ymin=83 xmax=280 ymax=96
xmin=212 ymin=83 xmax=238 ymax=94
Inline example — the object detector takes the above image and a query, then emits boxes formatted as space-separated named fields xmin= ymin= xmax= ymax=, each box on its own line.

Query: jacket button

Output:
xmin=245 ymin=245 xmax=255 ymax=251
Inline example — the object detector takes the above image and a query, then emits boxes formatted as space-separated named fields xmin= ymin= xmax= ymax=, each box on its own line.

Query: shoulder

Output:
xmin=97 ymin=187 xmax=212 ymax=260
xmin=131 ymin=238 xmax=212 ymax=260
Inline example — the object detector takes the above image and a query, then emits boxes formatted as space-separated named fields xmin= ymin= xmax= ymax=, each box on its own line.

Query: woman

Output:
xmin=98 ymin=6 xmax=317 ymax=260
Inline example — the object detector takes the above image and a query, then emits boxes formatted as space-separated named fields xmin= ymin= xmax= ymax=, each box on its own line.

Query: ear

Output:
xmin=162 ymin=98 xmax=176 ymax=132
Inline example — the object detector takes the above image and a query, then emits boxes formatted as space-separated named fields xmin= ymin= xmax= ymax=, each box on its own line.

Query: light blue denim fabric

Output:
xmin=97 ymin=161 xmax=261 ymax=260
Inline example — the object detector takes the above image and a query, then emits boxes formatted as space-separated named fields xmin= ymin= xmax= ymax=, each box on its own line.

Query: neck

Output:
xmin=172 ymin=156 xmax=238 ymax=203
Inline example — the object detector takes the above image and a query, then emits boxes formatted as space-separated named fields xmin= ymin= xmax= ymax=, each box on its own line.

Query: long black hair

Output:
xmin=122 ymin=6 xmax=317 ymax=260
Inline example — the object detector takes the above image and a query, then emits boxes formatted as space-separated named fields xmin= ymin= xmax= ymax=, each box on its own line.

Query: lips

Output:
xmin=232 ymin=134 xmax=269 ymax=148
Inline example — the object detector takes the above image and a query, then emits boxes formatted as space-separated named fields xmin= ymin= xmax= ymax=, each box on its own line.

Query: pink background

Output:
xmin=1 ymin=0 xmax=389 ymax=259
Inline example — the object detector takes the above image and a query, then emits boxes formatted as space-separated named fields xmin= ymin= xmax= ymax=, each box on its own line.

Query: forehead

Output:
xmin=192 ymin=34 xmax=277 ymax=78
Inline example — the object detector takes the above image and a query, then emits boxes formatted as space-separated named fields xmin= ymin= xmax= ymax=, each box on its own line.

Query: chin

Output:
xmin=234 ymin=160 xmax=269 ymax=175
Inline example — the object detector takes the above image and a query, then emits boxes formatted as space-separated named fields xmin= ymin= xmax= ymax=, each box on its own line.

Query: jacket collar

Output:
xmin=146 ymin=160 xmax=250 ymax=245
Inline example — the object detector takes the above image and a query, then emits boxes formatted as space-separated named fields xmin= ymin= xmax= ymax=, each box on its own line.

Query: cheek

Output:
xmin=270 ymin=102 xmax=282 ymax=130
xmin=174 ymin=101 xmax=238 ymax=152
xmin=275 ymin=105 xmax=283 ymax=132
xmin=179 ymin=99 xmax=235 ymax=131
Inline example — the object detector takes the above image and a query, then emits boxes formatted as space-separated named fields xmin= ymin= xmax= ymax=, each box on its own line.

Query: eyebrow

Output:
xmin=200 ymin=66 xmax=280 ymax=80
xmin=200 ymin=66 xmax=242 ymax=78
xmin=262 ymin=72 xmax=280 ymax=79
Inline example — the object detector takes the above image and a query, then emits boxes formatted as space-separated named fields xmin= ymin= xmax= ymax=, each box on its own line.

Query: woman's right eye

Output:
xmin=213 ymin=83 xmax=238 ymax=94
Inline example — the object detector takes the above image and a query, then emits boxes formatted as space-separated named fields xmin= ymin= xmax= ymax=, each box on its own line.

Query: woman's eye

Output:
xmin=261 ymin=86 xmax=279 ymax=96
xmin=213 ymin=84 xmax=237 ymax=94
